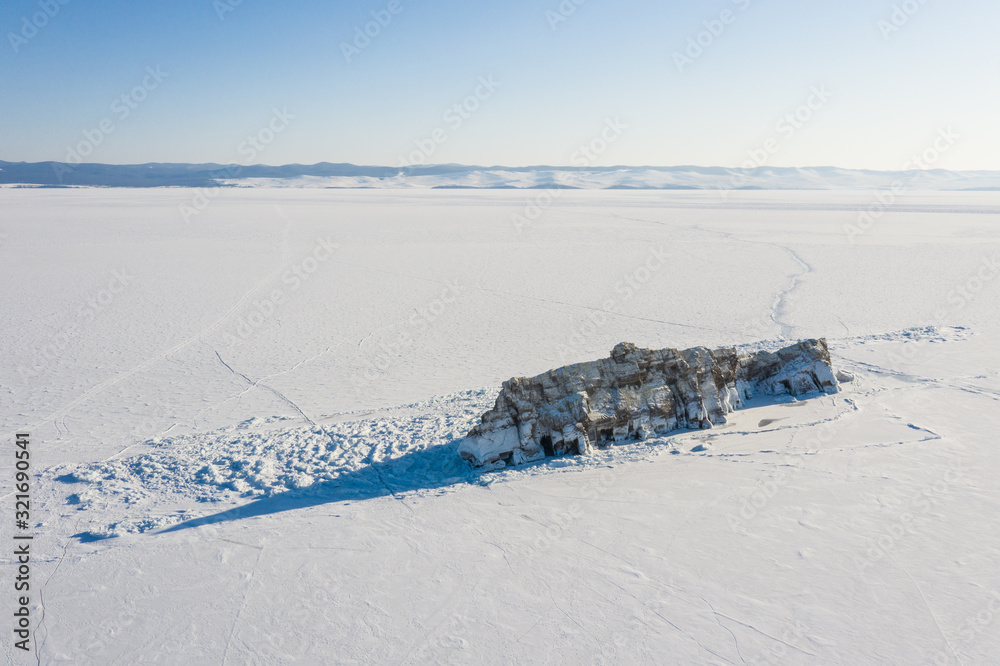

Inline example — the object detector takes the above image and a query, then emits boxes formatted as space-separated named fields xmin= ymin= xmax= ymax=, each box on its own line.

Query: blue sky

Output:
xmin=2 ymin=0 xmax=997 ymax=169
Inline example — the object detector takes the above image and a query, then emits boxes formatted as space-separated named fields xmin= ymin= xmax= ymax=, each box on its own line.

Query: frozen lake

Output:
xmin=2 ymin=188 xmax=999 ymax=663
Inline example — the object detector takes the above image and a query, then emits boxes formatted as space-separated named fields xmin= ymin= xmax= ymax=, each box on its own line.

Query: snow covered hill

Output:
xmin=3 ymin=159 xmax=1000 ymax=191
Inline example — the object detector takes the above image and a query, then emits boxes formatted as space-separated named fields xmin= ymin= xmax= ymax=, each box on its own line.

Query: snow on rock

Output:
xmin=460 ymin=339 xmax=839 ymax=467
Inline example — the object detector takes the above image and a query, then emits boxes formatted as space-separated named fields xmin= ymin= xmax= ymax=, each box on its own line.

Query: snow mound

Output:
xmin=49 ymin=391 xmax=496 ymax=539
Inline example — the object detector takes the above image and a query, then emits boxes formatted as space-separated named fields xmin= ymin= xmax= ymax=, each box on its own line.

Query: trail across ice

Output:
xmin=769 ymin=245 xmax=812 ymax=340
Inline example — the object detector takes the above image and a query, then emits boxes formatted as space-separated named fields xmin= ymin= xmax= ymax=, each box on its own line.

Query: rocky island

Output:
xmin=460 ymin=339 xmax=844 ymax=467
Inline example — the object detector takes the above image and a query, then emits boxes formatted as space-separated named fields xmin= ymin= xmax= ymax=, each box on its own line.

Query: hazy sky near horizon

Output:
xmin=2 ymin=0 xmax=998 ymax=170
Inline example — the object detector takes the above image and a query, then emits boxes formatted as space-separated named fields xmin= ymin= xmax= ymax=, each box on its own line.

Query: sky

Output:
xmin=1 ymin=0 xmax=998 ymax=170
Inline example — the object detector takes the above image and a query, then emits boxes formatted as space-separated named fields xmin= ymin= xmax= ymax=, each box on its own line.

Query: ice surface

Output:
xmin=1 ymin=188 xmax=999 ymax=663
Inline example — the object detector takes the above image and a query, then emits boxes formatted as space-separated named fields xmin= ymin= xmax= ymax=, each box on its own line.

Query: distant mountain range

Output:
xmin=2 ymin=160 xmax=999 ymax=190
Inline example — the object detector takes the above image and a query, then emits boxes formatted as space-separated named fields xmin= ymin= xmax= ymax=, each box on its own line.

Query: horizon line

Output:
xmin=3 ymin=159 xmax=1000 ymax=174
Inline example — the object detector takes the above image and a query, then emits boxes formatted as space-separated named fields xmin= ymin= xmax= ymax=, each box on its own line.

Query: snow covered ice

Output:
xmin=2 ymin=188 xmax=1000 ymax=663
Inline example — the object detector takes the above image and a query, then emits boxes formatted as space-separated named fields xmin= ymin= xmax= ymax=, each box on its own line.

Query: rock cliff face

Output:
xmin=459 ymin=339 xmax=840 ymax=467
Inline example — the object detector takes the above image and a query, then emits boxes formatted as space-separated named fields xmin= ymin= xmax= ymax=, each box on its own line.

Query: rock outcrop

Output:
xmin=459 ymin=339 xmax=840 ymax=467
